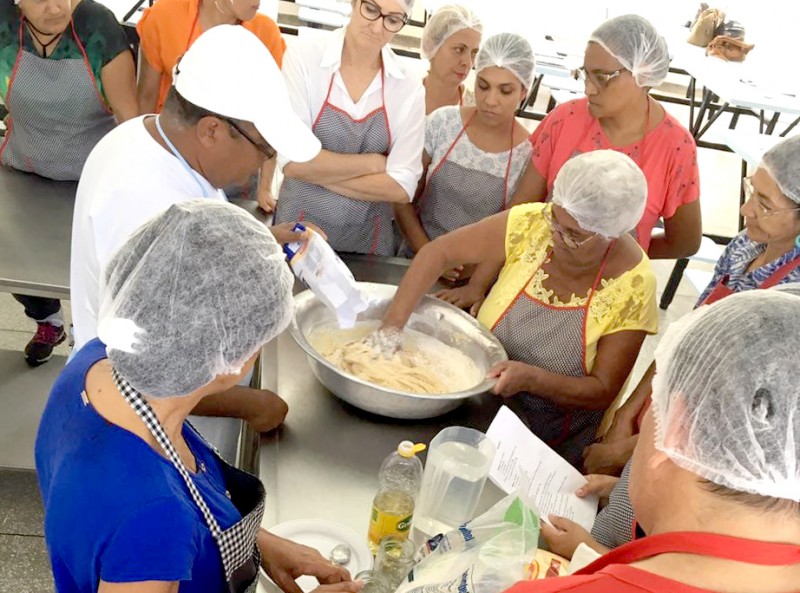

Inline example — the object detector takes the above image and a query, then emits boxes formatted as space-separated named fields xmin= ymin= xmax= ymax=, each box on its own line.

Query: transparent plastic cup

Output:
xmin=374 ymin=535 xmax=415 ymax=588
xmin=413 ymin=426 xmax=496 ymax=539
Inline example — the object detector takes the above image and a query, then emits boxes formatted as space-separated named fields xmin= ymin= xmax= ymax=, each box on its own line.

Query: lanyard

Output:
xmin=154 ymin=115 xmax=212 ymax=198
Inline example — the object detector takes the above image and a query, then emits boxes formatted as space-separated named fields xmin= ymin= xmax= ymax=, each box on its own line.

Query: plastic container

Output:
xmin=413 ymin=426 xmax=496 ymax=539
xmin=367 ymin=441 xmax=426 ymax=554
xmin=283 ymin=224 xmax=367 ymax=328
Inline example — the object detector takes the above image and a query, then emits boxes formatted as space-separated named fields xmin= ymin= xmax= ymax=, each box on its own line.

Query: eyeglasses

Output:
xmin=359 ymin=0 xmax=408 ymax=33
xmin=572 ymin=66 xmax=626 ymax=89
xmin=222 ymin=117 xmax=276 ymax=160
xmin=742 ymin=177 xmax=800 ymax=218
xmin=543 ymin=207 xmax=597 ymax=249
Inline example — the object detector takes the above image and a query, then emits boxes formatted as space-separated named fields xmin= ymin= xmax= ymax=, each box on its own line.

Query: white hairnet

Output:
xmin=651 ymin=287 xmax=800 ymax=502
xmin=400 ymin=0 xmax=415 ymax=14
xmin=98 ymin=200 xmax=294 ymax=398
xmin=551 ymin=150 xmax=647 ymax=238
xmin=761 ymin=135 xmax=800 ymax=205
xmin=421 ymin=4 xmax=482 ymax=60
xmin=589 ymin=14 xmax=670 ymax=89
xmin=474 ymin=32 xmax=536 ymax=90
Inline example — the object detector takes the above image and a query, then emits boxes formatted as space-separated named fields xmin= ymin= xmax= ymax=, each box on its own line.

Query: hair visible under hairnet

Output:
xmin=421 ymin=4 xmax=482 ymax=60
xmin=760 ymin=135 xmax=800 ymax=205
xmin=651 ymin=287 xmax=800 ymax=502
xmin=474 ymin=32 xmax=536 ymax=90
xmin=589 ymin=14 xmax=670 ymax=89
xmin=551 ymin=150 xmax=647 ymax=237
xmin=98 ymin=200 xmax=294 ymax=398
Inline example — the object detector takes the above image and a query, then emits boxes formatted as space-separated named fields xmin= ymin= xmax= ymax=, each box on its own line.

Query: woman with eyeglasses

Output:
xmin=538 ymin=136 xmax=800 ymax=563
xmin=394 ymin=33 xmax=534 ymax=278
xmin=511 ymin=14 xmax=701 ymax=260
xmin=420 ymin=4 xmax=482 ymax=114
xmin=380 ymin=150 xmax=658 ymax=468
xmin=437 ymin=15 xmax=701 ymax=311
xmin=274 ymin=0 xmax=425 ymax=256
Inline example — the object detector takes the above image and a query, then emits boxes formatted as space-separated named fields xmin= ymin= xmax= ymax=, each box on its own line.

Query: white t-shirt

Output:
xmin=70 ymin=116 xmax=226 ymax=351
xmin=279 ymin=27 xmax=425 ymax=200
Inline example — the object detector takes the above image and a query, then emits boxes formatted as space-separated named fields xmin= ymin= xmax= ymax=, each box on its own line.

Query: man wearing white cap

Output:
xmin=69 ymin=25 xmax=320 ymax=432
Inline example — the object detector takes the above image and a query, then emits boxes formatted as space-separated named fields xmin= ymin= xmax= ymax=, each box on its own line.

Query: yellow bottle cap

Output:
xmin=397 ymin=441 xmax=427 ymax=458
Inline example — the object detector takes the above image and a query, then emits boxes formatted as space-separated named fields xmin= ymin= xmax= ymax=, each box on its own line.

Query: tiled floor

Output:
xmin=0 ymin=469 xmax=53 ymax=593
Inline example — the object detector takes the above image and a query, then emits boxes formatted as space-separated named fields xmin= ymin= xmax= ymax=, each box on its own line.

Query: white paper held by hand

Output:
xmin=486 ymin=406 xmax=598 ymax=532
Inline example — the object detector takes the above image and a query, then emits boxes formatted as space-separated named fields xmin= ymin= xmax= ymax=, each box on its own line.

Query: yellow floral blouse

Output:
xmin=476 ymin=203 xmax=659 ymax=372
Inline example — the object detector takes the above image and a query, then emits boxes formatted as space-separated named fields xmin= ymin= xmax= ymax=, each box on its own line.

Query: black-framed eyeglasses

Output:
xmin=359 ymin=0 xmax=408 ymax=33
xmin=571 ymin=66 xmax=626 ymax=89
xmin=222 ymin=117 xmax=276 ymax=160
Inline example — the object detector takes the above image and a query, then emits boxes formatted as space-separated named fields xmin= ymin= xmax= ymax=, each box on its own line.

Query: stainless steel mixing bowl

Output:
xmin=289 ymin=283 xmax=508 ymax=419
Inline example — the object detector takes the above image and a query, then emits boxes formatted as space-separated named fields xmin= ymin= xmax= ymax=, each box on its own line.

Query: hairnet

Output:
xmin=420 ymin=4 xmax=482 ymax=60
xmin=589 ymin=14 xmax=670 ymax=88
xmin=400 ymin=0 xmax=415 ymax=14
xmin=651 ymin=287 xmax=800 ymax=502
xmin=474 ymin=32 xmax=536 ymax=91
xmin=551 ymin=150 xmax=647 ymax=237
xmin=98 ymin=200 xmax=294 ymax=398
xmin=760 ymin=135 xmax=800 ymax=205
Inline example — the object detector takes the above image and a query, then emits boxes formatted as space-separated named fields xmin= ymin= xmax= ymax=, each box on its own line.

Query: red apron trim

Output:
xmin=701 ymin=253 xmax=800 ymax=307
xmin=370 ymin=214 xmax=381 ymax=255
xmin=491 ymin=233 xmax=616 ymax=445
xmin=312 ymin=63 xmax=392 ymax=137
xmin=69 ymin=19 xmax=113 ymax=115
xmin=417 ymin=111 xmax=515 ymax=211
xmin=0 ymin=23 xmax=29 ymax=161
xmin=577 ymin=531 xmax=800 ymax=576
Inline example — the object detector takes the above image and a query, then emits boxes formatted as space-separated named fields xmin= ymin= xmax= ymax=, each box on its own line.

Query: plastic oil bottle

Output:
xmin=367 ymin=441 xmax=426 ymax=554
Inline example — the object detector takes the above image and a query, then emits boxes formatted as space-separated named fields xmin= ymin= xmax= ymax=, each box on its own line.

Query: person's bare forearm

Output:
xmin=615 ymin=362 xmax=655 ymax=424
xmin=647 ymin=232 xmax=701 ymax=259
xmin=519 ymin=365 xmax=619 ymax=410
xmin=393 ymin=202 xmax=430 ymax=253
xmin=283 ymin=150 xmax=384 ymax=185
xmin=324 ymin=173 xmax=408 ymax=204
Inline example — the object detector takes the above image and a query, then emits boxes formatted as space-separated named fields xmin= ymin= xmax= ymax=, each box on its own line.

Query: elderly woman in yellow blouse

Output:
xmin=382 ymin=150 xmax=658 ymax=466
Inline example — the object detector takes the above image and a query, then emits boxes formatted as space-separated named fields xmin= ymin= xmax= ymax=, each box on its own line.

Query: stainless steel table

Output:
xmin=258 ymin=256 xmax=505 ymax=543
xmin=0 ymin=166 xmax=76 ymax=299
xmin=0 ymin=162 xmax=264 ymax=466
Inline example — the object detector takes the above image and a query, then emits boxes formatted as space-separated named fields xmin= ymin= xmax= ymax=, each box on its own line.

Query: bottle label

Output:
xmin=368 ymin=504 xmax=412 ymax=547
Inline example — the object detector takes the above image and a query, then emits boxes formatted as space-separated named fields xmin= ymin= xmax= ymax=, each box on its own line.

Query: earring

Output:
xmin=795 ymin=234 xmax=800 ymax=249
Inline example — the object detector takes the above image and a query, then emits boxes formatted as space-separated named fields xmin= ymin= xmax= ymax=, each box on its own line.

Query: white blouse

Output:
xmin=280 ymin=28 xmax=426 ymax=201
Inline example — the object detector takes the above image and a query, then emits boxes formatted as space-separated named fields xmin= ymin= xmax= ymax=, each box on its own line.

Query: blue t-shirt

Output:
xmin=35 ymin=339 xmax=241 ymax=592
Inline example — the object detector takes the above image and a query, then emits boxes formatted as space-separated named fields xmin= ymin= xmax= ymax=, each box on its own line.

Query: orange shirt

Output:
xmin=137 ymin=0 xmax=286 ymax=112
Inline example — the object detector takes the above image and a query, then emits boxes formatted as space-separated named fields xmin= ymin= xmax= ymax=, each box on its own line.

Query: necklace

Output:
xmin=25 ymin=21 xmax=65 ymax=58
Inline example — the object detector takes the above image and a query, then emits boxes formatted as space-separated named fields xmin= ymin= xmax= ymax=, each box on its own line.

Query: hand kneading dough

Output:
xmin=309 ymin=321 xmax=481 ymax=394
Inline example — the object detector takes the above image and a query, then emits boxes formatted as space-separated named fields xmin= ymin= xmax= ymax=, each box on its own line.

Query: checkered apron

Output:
xmin=491 ymin=243 xmax=615 ymax=468
xmin=417 ymin=114 xmax=515 ymax=242
xmin=590 ymin=460 xmax=636 ymax=549
xmin=275 ymin=68 xmax=394 ymax=255
xmin=0 ymin=20 xmax=116 ymax=181
xmin=112 ymin=369 xmax=264 ymax=593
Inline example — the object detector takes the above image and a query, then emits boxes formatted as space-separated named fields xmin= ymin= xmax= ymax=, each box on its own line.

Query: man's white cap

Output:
xmin=173 ymin=25 xmax=321 ymax=163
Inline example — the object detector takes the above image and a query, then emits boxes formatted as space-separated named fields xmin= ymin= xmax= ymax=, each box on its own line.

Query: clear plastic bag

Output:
xmin=396 ymin=494 xmax=540 ymax=593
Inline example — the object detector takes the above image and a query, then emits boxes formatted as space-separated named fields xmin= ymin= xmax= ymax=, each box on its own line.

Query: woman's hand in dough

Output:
xmin=487 ymin=361 xmax=536 ymax=398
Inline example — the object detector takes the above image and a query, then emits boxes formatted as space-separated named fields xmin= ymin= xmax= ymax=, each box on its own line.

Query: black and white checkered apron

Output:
xmin=416 ymin=114 xmax=514 ymax=243
xmin=275 ymin=69 xmax=394 ymax=255
xmin=590 ymin=460 xmax=636 ymax=549
xmin=491 ymin=244 xmax=615 ymax=468
xmin=0 ymin=20 xmax=117 ymax=181
xmin=112 ymin=370 xmax=265 ymax=593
